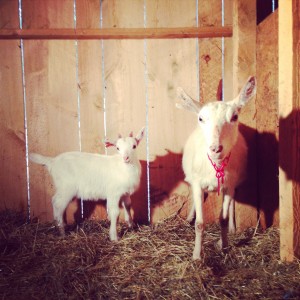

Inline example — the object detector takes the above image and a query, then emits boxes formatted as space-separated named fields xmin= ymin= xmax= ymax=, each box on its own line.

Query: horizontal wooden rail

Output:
xmin=0 ymin=26 xmax=232 ymax=40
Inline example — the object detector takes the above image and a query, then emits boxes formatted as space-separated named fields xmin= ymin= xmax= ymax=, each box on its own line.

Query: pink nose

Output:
xmin=210 ymin=145 xmax=223 ymax=154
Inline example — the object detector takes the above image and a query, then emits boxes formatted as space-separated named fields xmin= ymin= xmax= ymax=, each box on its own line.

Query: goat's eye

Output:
xmin=199 ymin=116 xmax=204 ymax=123
xmin=133 ymin=145 xmax=136 ymax=149
xmin=231 ymin=114 xmax=238 ymax=122
xmin=116 ymin=147 xmax=119 ymax=151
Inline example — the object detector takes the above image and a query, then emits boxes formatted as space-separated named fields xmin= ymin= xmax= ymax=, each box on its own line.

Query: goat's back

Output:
xmin=33 ymin=151 xmax=142 ymax=200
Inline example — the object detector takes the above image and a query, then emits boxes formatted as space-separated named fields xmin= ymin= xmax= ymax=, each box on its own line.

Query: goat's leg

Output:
xmin=228 ymin=198 xmax=236 ymax=234
xmin=122 ymin=194 xmax=133 ymax=228
xmin=107 ymin=198 xmax=120 ymax=241
xmin=52 ymin=193 xmax=71 ymax=236
xmin=192 ymin=182 xmax=204 ymax=260
xmin=187 ymin=202 xmax=195 ymax=222
xmin=218 ymin=192 xmax=233 ymax=250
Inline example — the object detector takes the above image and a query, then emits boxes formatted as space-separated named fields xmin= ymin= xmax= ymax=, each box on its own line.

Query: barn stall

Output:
xmin=0 ymin=0 xmax=299 ymax=299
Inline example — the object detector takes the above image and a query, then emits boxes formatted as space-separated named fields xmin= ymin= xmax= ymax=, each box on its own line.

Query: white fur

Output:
xmin=29 ymin=127 xmax=145 ymax=241
xmin=177 ymin=77 xmax=256 ymax=260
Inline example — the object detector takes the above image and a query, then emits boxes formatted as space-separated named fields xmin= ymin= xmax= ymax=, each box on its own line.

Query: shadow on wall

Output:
xmin=237 ymin=123 xmax=278 ymax=228
xmin=279 ymin=109 xmax=300 ymax=183
xmin=237 ymin=109 xmax=300 ymax=228
xmin=67 ymin=109 xmax=299 ymax=228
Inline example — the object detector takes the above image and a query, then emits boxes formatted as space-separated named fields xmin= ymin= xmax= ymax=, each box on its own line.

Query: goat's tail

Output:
xmin=29 ymin=153 xmax=53 ymax=166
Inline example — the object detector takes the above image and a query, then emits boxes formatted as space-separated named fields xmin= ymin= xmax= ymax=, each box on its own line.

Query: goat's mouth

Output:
xmin=208 ymin=151 xmax=225 ymax=162
xmin=207 ymin=150 xmax=224 ymax=160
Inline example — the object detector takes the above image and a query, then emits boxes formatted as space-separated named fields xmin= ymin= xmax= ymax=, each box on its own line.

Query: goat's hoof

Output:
xmin=192 ymin=250 xmax=202 ymax=261
xmin=229 ymin=227 xmax=236 ymax=234
xmin=109 ymin=234 xmax=119 ymax=242
xmin=216 ymin=239 xmax=229 ymax=252
xmin=216 ymin=239 xmax=222 ymax=251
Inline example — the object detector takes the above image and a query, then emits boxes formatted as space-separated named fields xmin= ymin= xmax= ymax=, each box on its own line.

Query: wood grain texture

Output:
xmin=232 ymin=0 xmax=258 ymax=231
xmin=101 ymin=0 xmax=148 ymax=223
xmin=0 ymin=0 xmax=27 ymax=212
xmin=23 ymin=0 xmax=80 ymax=222
xmin=279 ymin=0 xmax=300 ymax=261
xmin=197 ymin=0 xmax=223 ymax=225
xmin=256 ymin=11 xmax=279 ymax=229
xmin=146 ymin=0 xmax=198 ymax=222
xmin=0 ymin=26 xmax=233 ymax=40
xmin=75 ymin=0 xmax=106 ymax=221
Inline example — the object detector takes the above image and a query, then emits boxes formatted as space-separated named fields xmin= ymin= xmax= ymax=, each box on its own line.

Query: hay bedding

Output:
xmin=0 ymin=210 xmax=299 ymax=300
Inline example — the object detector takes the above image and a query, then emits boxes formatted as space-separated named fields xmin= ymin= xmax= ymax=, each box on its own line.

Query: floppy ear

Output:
xmin=104 ymin=138 xmax=116 ymax=148
xmin=135 ymin=127 xmax=145 ymax=145
xmin=233 ymin=76 xmax=257 ymax=109
xmin=176 ymin=87 xmax=201 ymax=114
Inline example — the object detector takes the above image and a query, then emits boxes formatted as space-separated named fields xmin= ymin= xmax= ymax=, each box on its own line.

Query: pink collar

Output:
xmin=207 ymin=152 xmax=231 ymax=195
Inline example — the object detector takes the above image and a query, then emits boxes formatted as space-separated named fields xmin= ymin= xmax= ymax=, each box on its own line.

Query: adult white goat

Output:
xmin=177 ymin=77 xmax=256 ymax=260
xmin=29 ymin=127 xmax=145 ymax=241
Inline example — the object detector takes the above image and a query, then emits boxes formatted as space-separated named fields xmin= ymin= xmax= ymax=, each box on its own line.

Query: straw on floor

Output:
xmin=0 ymin=210 xmax=299 ymax=300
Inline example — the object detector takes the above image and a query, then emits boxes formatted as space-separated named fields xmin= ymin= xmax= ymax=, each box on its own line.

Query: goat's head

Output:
xmin=177 ymin=76 xmax=256 ymax=161
xmin=104 ymin=127 xmax=145 ymax=163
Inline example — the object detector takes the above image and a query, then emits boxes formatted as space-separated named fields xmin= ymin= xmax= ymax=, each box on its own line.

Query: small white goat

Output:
xmin=177 ymin=77 xmax=256 ymax=260
xmin=29 ymin=127 xmax=145 ymax=241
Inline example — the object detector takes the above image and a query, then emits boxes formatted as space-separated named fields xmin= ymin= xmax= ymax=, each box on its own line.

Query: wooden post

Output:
xmin=278 ymin=0 xmax=300 ymax=261
xmin=232 ymin=0 xmax=258 ymax=230
xmin=0 ymin=1 xmax=28 ymax=213
xmin=256 ymin=11 xmax=279 ymax=229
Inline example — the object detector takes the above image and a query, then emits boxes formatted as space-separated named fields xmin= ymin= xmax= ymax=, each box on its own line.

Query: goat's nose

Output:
xmin=210 ymin=145 xmax=223 ymax=154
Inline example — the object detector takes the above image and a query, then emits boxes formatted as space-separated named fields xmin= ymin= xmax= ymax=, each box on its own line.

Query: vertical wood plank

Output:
xmin=23 ymin=0 xmax=79 ymax=222
xmin=223 ymin=0 xmax=233 ymax=101
xmin=102 ymin=0 xmax=148 ymax=223
xmin=232 ymin=0 xmax=258 ymax=231
xmin=76 ymin=0 xmax=106 ymax=220
xmin=279 ymin=0 xmax=300 ymax=261
xmin=146 ymin=0 xmax=198 ymax=222
xmin=256 ymin=11 xmax=279 ymax=228
xmin=0 ymin=0 xmax=27 ymax=212
xmin=198 ymin=0 xmax=223 ymax=224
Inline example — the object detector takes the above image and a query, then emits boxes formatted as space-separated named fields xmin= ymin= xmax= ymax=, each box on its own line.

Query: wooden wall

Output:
xmin=0 ymin=1 xmax=27 ymax=213
xmin=256 ymin=10 xmax=279 ymax=228
xmin=0 ymin=0 xmax=266 ymax=231
xmin=278 ymin=0 xmax=300 ymax=261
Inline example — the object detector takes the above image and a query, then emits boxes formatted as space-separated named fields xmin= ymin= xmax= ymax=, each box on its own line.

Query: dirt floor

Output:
xmin=0 ymin=210 xmax=299 ymax=300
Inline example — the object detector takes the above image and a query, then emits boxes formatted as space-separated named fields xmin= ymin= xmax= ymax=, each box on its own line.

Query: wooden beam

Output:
xmin=232 ymin=0 xmax=258 ymax=231
xmin=279 ymin=0 xmax=300 ymax=262
xmin=0 ymin=26 xmax=232 ymax=40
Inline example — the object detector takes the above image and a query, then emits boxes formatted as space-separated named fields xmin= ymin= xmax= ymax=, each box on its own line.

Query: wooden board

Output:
xmin=256 ymin=11 xmax=279 ymax=228
xmin=23 ymin=0 xmax=80 ymax=222
xmin=146 ymin=0 xmax=198 ymax=222
xmin=278 ymin=0 xmax=300 ymax=261
xmin=101 ymin=0 xmax=148 ymax=223
xmin=0 ymin=0 xmax=27 ymax=213
xmin=0 ymin=26 xmax=233 ymax=40
xmin=75 ymin=0 xmax=106 ymax=221
xmin=198 ymin=0 xmax=223 ymax=225
xmin=232 ymin=0 xmax=258 ymax=231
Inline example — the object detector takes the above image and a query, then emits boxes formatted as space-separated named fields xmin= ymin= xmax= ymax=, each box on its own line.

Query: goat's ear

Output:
xmin=234 ymin=76 xmax=257 ymax=109
xmin=104 ymin=138 xmax=116 ymax=148
xmin=176 ymin=87 xmax=201 ymax=114
xmin=135 ymin=127 xmax=145 ymax=145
